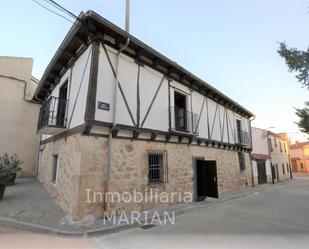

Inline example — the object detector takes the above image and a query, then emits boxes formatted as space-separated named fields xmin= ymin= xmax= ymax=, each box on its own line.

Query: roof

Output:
xmin=290 ymin=142 xmax=309 ymax=150
xmin=33 ymin=11 xmax=254 ymax=118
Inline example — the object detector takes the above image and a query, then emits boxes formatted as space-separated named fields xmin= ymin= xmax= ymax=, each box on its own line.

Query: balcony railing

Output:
xmin=169 ymin=106 xmax=199 ymax=135
xmin=236 ymin=130 xmax=250 ymax=146
xmin=37 ymin=96 xmax=67 ymax=134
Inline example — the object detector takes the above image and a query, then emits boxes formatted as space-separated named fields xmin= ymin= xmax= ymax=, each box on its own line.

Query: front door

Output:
xmin=257 ymin=160 xmax=267 ymax=184
xmin=196 ymin=160 xmax=218 ymax=201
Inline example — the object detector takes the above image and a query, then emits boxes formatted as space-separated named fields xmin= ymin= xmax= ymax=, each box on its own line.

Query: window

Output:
xmin=286 ymin=163 xmax=289 ymax=173
xmin=236 ymin=119 xmax=242 ymax=144
xmin=51 ymin=155 xmax=59 ymax=184
xmin=148 ymin=150 xmax=168 ymax=183
xmin=174 ymin=91 xmax=188 ymax=132
xmin=282 ymin=163 xmax=285 ymax=174
xmin=284 ymin=143 xmax=287 ymax=153
xmin=268 ymin=138 xmax=273 ymax=152
xmin=274 ymin=138 xmax=277 ymax=147
xmin=238 ymin=152 xmax=246 ymax=171
xmin=279 ymin=142 xmax=282 ymax=152
xmin=300 ymin=163 xmax=304 ymax=169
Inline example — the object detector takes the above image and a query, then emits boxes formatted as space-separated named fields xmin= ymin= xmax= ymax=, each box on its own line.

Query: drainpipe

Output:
xmin=248 ymin=116 xmax=255 ymax=187
xmin=105 ymin=38 xmax=130 ymax=215
xmin=107 ymin=38 xmax=130 ymax=181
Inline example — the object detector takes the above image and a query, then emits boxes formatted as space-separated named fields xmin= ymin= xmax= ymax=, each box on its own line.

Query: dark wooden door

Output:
xmin=257 ymin=160 xmax=267 ymax=184
xmin=196 ymin=160 xmax=218 ymax=201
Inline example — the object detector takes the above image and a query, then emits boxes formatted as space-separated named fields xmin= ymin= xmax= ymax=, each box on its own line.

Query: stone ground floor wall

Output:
xmin=38 ymin=134 xmax=253 ymax=220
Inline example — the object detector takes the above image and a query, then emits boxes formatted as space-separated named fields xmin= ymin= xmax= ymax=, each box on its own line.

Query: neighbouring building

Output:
xmin=290 ymin=141 xmax=309 ymax=173
xmin=251 ymin=128 xmax=291 ymax=184
xmin=0 ymin=56 xmax=40 ymax=176
xmin=268 ymin=132 xmax=291 ymax=182
xmin=251 ymin=127 xmax=272 ymax=184
xmin=34 ymin=11 xmax=255 ymax=220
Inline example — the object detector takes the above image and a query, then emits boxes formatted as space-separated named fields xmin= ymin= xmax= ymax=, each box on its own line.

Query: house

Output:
xmin=251 ymin=127 xmax=272 ymax=184
xmin=270 ymin=132 xmax=292 ymax=181
xmin=290 ymin=141 xmax=309 ymax=173
xmin=252 ymin=128 xmax=291 ymax=184
xmin=0 ymin=56 xmax=40 ymax=176
xmin=34 ymin=11 xmax=255 ymax=219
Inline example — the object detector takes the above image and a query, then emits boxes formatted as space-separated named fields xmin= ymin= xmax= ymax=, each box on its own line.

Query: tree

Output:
xmin=295 ymin=102 xmax=309 ymax=134
xmin=278 ymin=42 xmax=309 ymax=88
xmin=278 ymin=42 xmax=309 ymax=134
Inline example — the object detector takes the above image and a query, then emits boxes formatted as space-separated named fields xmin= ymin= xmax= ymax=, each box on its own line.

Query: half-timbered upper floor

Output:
xmin=34 ymin=11 xmax=254 ymax=150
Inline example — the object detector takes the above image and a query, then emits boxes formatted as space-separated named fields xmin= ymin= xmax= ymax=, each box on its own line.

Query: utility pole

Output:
xmin=125 ymin=0 xmax=130 ymax=32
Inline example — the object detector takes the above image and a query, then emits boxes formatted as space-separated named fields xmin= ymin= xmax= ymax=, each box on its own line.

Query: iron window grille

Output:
xmin=238 ymin=152 xmax=246 ymax=171
xmin=148 ymin=150 xmax=168 ymax=184
xmin=37 ymin=96 xmax=67 ymax=131
xmin=169 ymin=107 xmax=199 ymax=135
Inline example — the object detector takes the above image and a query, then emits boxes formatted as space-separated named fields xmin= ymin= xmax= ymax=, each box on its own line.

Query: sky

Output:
xmin=1 ymin=0 xmax=308 ymax=141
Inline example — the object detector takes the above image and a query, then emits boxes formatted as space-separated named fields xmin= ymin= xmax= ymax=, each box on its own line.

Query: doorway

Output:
xmin=271 ymin=163 xmax=276 ymax=184
xmin=257 ymin=159 xmax=267 ymax=184
xmin=57 ymin=81 xmax=68 ymax=127
xmin=196 ymin=160 xmax=218 ymax=201
xmin=174 ymin=91 xmax=187 ymax=132
xmin=276 ymin=164 xmax=280 ymax=182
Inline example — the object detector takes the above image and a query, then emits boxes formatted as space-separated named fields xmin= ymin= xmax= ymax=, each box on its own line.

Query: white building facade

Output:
xmin=34 ymin=11 xmax=255 ymax=219
xmin=252 ymin=127 xmax=291 ymax=185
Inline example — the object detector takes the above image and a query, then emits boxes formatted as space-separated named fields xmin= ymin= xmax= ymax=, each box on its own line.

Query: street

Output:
xmin=94 ymin=174 xmax=309 ymax=249
xmin=1 ymin=174 xmax=309 ymax=249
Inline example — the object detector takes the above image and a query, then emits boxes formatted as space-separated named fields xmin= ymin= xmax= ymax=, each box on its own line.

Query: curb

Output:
xmin=0 ymin=185 xmax=270 ymax=237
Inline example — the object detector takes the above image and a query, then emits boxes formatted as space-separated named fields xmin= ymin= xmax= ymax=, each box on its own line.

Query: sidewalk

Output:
xmin=0 ymin=177 xmax=276 ymax=236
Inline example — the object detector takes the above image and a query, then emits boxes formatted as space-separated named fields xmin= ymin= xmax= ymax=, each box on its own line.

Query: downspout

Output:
xmin=248 ymin=116 xmax=255 ymax=187
xmin=106 ymin=38 xmax=130 ymax=213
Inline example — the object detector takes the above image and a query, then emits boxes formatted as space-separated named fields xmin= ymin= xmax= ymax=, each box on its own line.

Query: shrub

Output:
xmin=0 ymin=153 xmax=23 ymax=176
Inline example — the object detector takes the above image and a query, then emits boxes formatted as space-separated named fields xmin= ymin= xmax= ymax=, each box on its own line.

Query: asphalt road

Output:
xmin=94 ymin=173 xmax=309 ymax=249
xmin=1 ymin=174 xmax=308 ymax=249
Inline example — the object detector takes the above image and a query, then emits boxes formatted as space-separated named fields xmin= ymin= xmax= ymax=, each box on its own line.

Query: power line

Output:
xmin=41 ymin=0 xmax=79 ymax=20
xmin=32 ymin=0 xmax=74 ymax=23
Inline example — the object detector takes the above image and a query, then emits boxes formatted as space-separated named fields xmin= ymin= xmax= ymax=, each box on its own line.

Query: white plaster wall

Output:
xmin=67 ymin=45 xmax=92 ymax=128
xmin=95 ymin=44 xmax=252 ymax=144
xmin=252 ymin=127 xmax=269 ymax=155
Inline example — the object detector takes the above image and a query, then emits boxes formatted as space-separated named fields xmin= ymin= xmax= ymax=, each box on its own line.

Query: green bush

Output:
xmin=0 ymin=153 xmax=23 ymax=177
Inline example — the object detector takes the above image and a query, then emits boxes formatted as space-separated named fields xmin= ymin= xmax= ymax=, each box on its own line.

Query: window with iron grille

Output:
xmin=282 ymin=163 xmax=285 ymax=174
xmin=148 ymin=150 xmax=168 ymax=183
xmin=279 ymin=142 xmax=282 ymax=152
xmin=238 ymin=152 xmax=245 ymax=171
xmin=286 ymin=163 xmax=289 ymax=173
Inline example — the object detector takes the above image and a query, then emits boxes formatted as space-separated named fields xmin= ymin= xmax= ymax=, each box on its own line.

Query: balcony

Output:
xmin=169 ymin=106 xmax=199 ymax=136
xmin=236 ymin=130 xmax=250 ymax=147
xmin=37 ymin=96 xmax=67 ymax=135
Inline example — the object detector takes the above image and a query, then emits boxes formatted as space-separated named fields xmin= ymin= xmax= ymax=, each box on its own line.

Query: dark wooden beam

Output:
xmin=150 ymin=133 xmax=157 ymax=141
xmin=165 ymin=134 xmax=172 ymax=142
